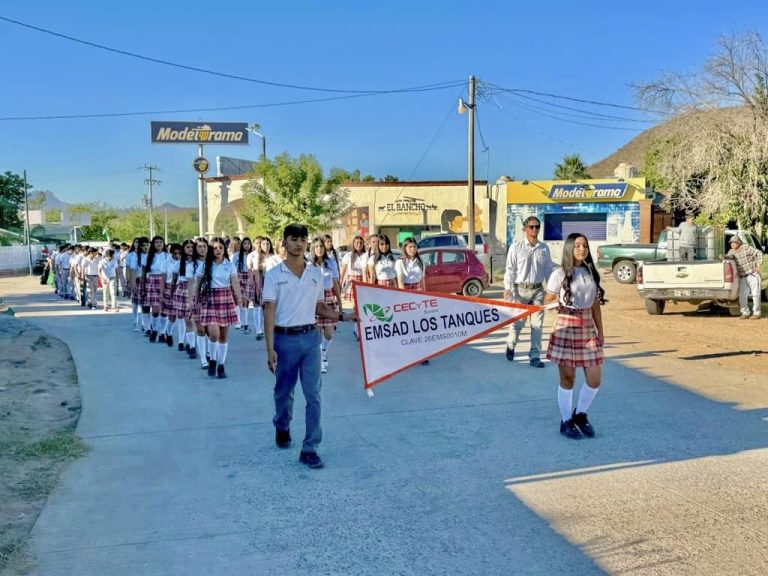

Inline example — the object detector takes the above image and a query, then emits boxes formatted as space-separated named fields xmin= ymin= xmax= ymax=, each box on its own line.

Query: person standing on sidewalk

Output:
xmin=724 ymin=235 xmax=763 ymax=320
xmin=263 ymin=224 xmax=356 ymax=469
xmin=544 ymin=233 xmax=605 ymax=440
xmin=503 ymin=216 xmax=553 ymax=368
xmin=98 ymin=249 xmax=118 ymax=312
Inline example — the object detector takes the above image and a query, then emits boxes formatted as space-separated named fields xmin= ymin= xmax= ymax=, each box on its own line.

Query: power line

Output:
xmin=487 ymin=82 xmax=665 ymax=115
xmin=495 ymin=92 xmax=645 ymax=132
xmin=0 ymin=85 xmax=465 ymax=122
xmin=505 ymin=92 xmax=655 ymax=123
xmin=0 ymin=15 xmax=463 ymax=95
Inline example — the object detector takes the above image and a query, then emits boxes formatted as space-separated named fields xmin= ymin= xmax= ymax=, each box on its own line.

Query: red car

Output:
xmin=420 ymin=248 xmax=490 ymax=296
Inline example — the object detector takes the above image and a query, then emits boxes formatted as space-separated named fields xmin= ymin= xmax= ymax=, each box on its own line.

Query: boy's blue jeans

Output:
xmin=273 ymin=330 xmax=322 ymax=453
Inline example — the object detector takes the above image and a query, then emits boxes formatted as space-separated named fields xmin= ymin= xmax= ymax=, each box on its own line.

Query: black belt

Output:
xmin=514 ymin=282 xmax=540 ymax=289
xmin=274 ymin=324 xmax=315 ymax=335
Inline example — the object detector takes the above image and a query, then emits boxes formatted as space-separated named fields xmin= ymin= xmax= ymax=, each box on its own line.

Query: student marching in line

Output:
xmin=396 ymin=237 xmax=430 ymax=365
xmin=233 ymin=237 xmax=254 ymax=333
xmin=84 ymin=248 xmax=101 ymax=310
xmin=98 ymin=249 xmax=119 ymax=312
xmin=161 ymin=243 xmax=182 ymax=348
xmin=361 ymin=233 xmax=379 ymax=283
xmin=544 ymin=233 xmax=605 ymax=440
xmin=249 ymin=237 xmax=282 ymax=341
xmin=191 ymin=237 xmax=243 ymax=378
xmin=190 ymin=237 xmax=211 ymax=369
xmin=142 ymin=236 xmax=171 ymax=343
xmin=172 ymin=240 xmax=198 ymax=355
xmin=117 ymin=242 xmax=129 ymax=297
xmin=339 ymin=235 xmax=366 ymax=340
xmin=311 ymin=237 xmax=341 ymax=374
xmin=323 ymin=234 xmax=339 ymax=264
xmin=125 ymin=237 xmax=147 ymax=332
xmin=370 ymin=234 xmax=397 ymax=287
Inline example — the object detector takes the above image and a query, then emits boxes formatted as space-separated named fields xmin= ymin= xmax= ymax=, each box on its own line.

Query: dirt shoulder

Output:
xmin=0 ymin=308 xmax=85 ymax=576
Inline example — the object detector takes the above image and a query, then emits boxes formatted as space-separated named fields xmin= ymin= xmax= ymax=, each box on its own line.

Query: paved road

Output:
xmin=2 ymin=277 xmax=767 ymax=576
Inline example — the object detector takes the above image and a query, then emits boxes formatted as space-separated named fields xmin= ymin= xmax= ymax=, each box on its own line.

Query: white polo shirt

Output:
xmin=195 ymin=260 xmax=237 ymax=288
xmin=546 ymin=267 xmax=598 ymax=309
xmin=85 ymin=257 xmax=100 ymax=276
xmin=395 ymin=258 xmax=423 ymax=283
xmin=341 ymin=251 xmax=365 ymax=275
xmin=262 ymin=261 xmax=324 ymax=327
xmin=147 ymin=252 xmax=170 ymax=275
xmin=164 ymin=258 xmax=180 ymax=283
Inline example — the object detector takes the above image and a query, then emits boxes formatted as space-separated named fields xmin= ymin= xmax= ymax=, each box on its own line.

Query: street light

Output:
xmin=247 ymin=123 xmax=267 ymax=161
xmin=458 ymin=75 xmax=476 ymax=251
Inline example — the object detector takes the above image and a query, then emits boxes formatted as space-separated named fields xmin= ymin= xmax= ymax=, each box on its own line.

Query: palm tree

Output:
xmin=554 ymin=154 xmax=591 ymax=180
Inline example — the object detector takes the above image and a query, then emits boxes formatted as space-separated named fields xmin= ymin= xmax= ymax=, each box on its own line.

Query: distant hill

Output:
xmin=588 ymin=107 xmax=749 ymax=178
xmin=157 ymin=202 xmax=196 ymax=213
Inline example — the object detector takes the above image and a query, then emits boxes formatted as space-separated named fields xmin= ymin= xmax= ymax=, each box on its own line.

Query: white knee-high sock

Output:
xmin=248 ymin=306 xmax=256 ymax=328
xmin=209 ymin=341 xmax=219 ymax=364
xmin=152 ymin=315 xmax=160 ymax=331
xmin=234 ymin=307 xmax=241 ymax=325
xmin=576 ymin=385 xmax=599 ymax=414
xmin=206 ymin=338 xmax=214 ymax=358
xmin=254 ymin=307 xmax=264 ymax=333
xmin=558 ymin=387 xmax=573 ymax=422
xmin=196 ymin=335 xmax=207 ymax=365
xmin=132 ymin=303 xmax=138 ymax=321
xmin=322 ymin=336 xmax=332 ymax=352
xmin=240 ymin=308 xmax=248 ymax=325
xmin=177 ymin=320 xmax=185 ymax=341
xmin=216 ymin=342 xmax=228 ymax=365
xmin=186 ymin=331 xmax=195 ymax=347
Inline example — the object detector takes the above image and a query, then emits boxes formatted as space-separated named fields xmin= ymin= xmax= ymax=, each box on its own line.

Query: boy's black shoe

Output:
xmin=184 ymin=343 xmax=190 ymax=353
xmin=572 ymin=411 xmax=595 ymax=438
xmin=188 ymin=347 xmax=197 ymax=360
xmin=299 ymin=451 xmax=324 ymax=469
xmin=560 ymin=419 xmax=583 ymax=440
xmin=275 ymin=429 xmax=292 ymax=448
xmin=149 ymin=331 xmax=157 ymax=343
xmin=217 ymin=364 xmax=226 ymax=379
xmin=207 ymin=360 xmax=217 ymax=377
xmin=505 ymin=346 xmax=515 ymax=361
xmin=178 ymin=343 xmax=185 ymax=352
xmin=158 ymin=333 xmax=167 ymax=344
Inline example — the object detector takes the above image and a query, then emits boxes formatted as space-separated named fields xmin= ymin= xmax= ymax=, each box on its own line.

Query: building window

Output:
xmin=544 ymin=213 xmax=607 ymax=241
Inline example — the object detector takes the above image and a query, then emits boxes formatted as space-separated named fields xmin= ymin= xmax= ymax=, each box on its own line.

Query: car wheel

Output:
xmin=462 ymin=279 xmax=483 ymax=297
xmin=644 ymin=298 xmax=665 ymax=315
xmin=613 ymin=260 xmax=637 ymax=284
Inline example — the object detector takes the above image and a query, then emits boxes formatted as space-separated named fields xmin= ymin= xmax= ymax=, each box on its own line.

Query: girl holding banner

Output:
xmin=395 ymin=238 xmax=426 ymax=291
xmin=544 ymin=233 xmax=605 ymax=441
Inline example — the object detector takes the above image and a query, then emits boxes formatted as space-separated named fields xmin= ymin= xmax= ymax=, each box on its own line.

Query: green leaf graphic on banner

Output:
xmin=362 ymin=303 xmax=393 ymax=323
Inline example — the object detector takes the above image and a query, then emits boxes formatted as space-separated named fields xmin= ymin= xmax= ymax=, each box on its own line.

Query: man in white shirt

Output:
xmin=263 ymin=224 xmax=356 ymax=469
xmin=503 ymin=216 xmax=553 ymax=368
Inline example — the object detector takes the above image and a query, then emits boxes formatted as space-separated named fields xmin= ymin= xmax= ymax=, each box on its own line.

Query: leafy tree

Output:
xmin=243 ymin=153 xmax=351 ymax=238
xmin=553 ymin=154 xmax=591 ymax=180
xmin=110 ymin=209 xmax=150 ymax=242
xmin=28 ymin=190 xmax=47 ymax=210
xmin=632 ymin=31 xmax=768 ymax=233
xmin=383 ymin=174 xmax=400 ymax=182
xmin=0 ymin=171 xmax=28 ymax=230
xmin=68 ymin=202 xmax=119 ymax=241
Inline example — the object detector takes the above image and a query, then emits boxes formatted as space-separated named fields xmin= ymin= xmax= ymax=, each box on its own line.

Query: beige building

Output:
xmin=335 ymin=180 xmax=507 ymax=252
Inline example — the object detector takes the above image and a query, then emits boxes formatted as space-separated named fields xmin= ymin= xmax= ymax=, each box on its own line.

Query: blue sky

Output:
xmin=1 ymin=0 xmax=766 ymax=207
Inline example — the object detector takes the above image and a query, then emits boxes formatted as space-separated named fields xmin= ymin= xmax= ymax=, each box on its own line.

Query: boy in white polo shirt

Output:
xmin=262 ymin=223 xmax=356 ymax=469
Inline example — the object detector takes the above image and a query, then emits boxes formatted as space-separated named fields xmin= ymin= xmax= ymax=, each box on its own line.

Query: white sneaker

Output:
xmin=133 ymin=324 xmax=139 ymax=332
xmin=321 ymin=360 xmax=328 ymax=374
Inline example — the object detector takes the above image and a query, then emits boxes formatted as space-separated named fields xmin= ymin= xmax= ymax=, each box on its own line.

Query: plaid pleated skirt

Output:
xmin=162 ymin=282 xmax=174 ymax=312
xmin=198 ymin=287 xmax=238 ymax=326
xmin=130 ymin=281 xmax=141 ymax=305
xmin=546 ymin=307 xmax=604 ymax=368
xmin=343 ymin=273 xmax=362 ymax=300
xmin=376 ymin=277 xmax=397 ymax=288
xmin=404 ymin=282 xmax=421 ymax=291
xmin=237 ymin=272 xmax=255 ymax=303
xmin=173 ymin=279 xmax=191 ymax=319
xmin=143 ymin=274 xmax=164 ymax=308
xmin=316 ymin=289 xmax=338 ymax=327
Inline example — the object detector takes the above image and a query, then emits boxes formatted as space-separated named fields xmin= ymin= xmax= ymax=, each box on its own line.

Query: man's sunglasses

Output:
xmin=526 ymin=224 xmax=541 ymax=229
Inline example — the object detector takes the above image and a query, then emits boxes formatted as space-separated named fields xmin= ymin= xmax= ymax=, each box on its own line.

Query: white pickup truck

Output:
xmin=636 ymin=230 xmax=767 ymax=315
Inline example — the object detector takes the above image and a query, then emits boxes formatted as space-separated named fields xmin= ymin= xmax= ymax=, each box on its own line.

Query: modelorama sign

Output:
xmin=150 ymin=121 xmax=249 ymax=145
xmin=353 ymin=283 xmax=541 ymax=390
xmin=548 ymin=182 xmax=629 ymax=201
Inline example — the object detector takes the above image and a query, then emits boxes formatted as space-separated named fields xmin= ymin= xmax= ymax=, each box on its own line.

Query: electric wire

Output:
xmin=506 ymin=92 xmax=655 ymax=123
xmin=0 ymin=15 xmax=463 ymax=95
xmin=487 ymin=82 xmax=665 ymax=115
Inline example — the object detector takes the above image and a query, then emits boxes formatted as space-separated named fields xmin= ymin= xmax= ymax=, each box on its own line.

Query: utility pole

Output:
xmin=143 ymin=165 xmax=160 ymax=238
xmin=23 ymin=170 xmax=32 ymax=275
xmin=467 ymin=75 xmax=476 ymax=252
xmin=163 ymin=206 xmax=168 ymax=242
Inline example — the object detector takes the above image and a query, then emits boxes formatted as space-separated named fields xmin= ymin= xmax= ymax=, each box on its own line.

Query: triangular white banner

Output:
xmin=353 ymin=282 xmax=542 ymax=390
